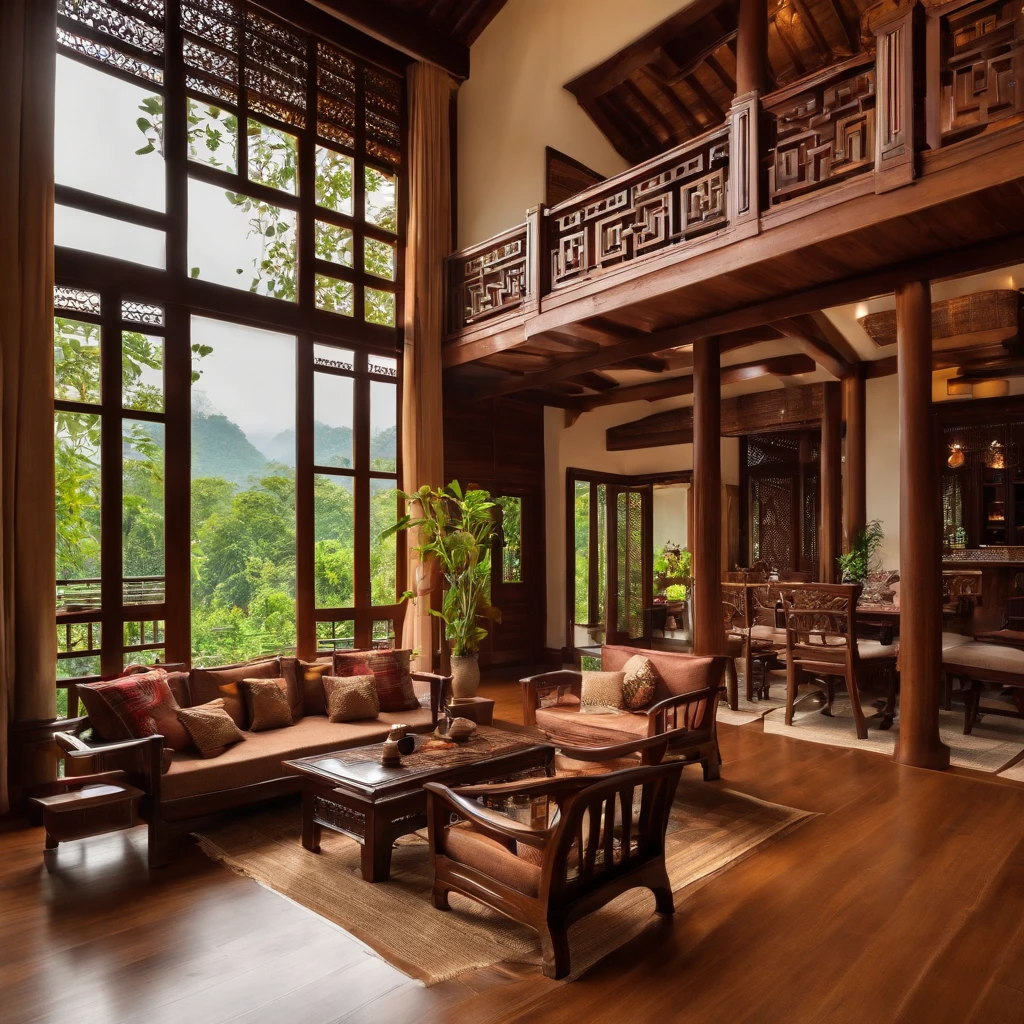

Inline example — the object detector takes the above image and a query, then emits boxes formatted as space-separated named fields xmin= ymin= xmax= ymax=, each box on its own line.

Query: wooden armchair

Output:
xmin=973 ymin=594 xmax=1024 ymax=648
xmin=521 ymin=649 xmax=727 ymax=780
xmin=425 ymin=731 xmax=686 ymax=979
xmin=781 ymin=582 xmax=898 ymax=738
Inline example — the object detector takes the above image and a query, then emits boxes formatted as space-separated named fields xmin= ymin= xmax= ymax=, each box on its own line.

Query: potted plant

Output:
xmin=383 ymin=481 xmax=501 ymax=699
xmin=664 ymin=582 xmax=688 ymax=631
xmin=836 ymin=519 xmax=885 ymax=584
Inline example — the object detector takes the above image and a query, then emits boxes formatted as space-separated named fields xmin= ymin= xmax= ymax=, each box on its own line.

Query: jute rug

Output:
xmin=763 ymin=699 xmax=1024 ymax=772
xmin=998 ymin=759 xmax=1024 ymax=782
xmin=194 ymin=779 xmax=814 ymax=985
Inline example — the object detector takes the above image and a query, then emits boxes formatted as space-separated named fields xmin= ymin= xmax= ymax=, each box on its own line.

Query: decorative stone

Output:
xmin=446 ymin=717 xmax=476 ymax=742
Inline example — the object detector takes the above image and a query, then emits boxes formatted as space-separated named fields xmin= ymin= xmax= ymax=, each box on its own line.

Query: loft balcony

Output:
xmin=443 ymin=0 xmax=1024 ymax=406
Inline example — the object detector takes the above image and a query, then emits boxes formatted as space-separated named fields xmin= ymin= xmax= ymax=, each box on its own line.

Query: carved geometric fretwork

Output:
xmin=455 ymin=230 xmax=528 ymax=328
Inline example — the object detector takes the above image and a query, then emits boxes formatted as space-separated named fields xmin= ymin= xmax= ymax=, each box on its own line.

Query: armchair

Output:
xmin=425 ymin=731 xmax=687 ymax=979
xmin=521 ymin=647 xmax=727 ymax=781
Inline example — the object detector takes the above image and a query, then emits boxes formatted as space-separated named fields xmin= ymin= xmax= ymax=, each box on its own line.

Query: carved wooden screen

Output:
xmin=751 ymin=476 xmax=795 ymax=573
xmin=615 ymin=489 xmax=646 ymax=641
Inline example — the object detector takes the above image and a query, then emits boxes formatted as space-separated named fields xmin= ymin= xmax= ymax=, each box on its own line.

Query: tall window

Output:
xmin=53 ymin=0 xmax=405 ymax=708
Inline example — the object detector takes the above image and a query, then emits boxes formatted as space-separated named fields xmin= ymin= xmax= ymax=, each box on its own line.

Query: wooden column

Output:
xmin=894 ymin=280 xmax=950 ymax=770
xmin=693 ymin=337 xmax=725 ymax=655
xmin=842 ymin=364 xmax=867 ymax=551
xmin=819 ymin=382 xmax=842 ymax=582
xmin=736 ymin=0 xmax=769 ymax=95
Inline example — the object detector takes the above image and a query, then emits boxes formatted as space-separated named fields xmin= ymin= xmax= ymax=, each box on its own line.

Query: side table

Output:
xmin=447 ymin=696 xmax=495 ymax=726
xmin=29 ymin=774 xmax=144 ymax=851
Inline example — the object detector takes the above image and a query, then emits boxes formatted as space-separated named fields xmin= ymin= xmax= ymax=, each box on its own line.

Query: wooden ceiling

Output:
xmin=376 ymin=0 xmax=507 ymax=46
xmin=565 ymin=0 xmax=875 ymax=163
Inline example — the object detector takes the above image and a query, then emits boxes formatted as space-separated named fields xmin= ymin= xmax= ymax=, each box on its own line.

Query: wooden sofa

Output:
xmin=521 ymin=645 xmax=727 ymax=780
xmin=54 ymin=656 xmax=448 ymax=866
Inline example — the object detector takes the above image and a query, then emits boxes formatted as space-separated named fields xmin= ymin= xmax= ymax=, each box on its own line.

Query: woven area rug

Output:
xmin=194 ymin=779 xmax=814 ymax=985
xmin=998 ymin=759 xmax=1024 ymax=782
xmin=763 ymin=699 xmax=1024 ymax=772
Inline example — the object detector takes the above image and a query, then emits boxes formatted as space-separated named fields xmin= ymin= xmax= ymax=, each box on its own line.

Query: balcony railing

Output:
xmin=443 ymin=0 xmax=1024 ymax=341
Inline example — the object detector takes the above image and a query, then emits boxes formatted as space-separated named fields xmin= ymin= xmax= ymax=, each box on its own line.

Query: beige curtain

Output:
xmin=0 ymin=0 xmax=58 ymax=813
xmin=401 ymin=62 xmax=454 ymax=672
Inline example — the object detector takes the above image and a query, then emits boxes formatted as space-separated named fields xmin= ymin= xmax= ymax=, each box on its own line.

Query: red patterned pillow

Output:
xmin=78 ymin=669 xmax=191 ymax=751
xmin=331 ymin=649 xmax=418 ymax=712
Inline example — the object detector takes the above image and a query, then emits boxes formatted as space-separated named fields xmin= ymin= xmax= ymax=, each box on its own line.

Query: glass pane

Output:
xmin=55 ymin=411 xmax=102 ymax=597
xmin=496 ymin=495 xmax=522 ymax=583
xmin=365 ymin=166 xmax=397 ymax=231
xmin=315 ymin=221 xmax=353 ymax=267
xmin=187 ymin=177 xmax=297 ymax=300
xmin=123 ymin=419 xmax=165 ymax=601
xmin=313 ymin=344 xmax=354 ymax=371
xmin=364 ymin=237 xmax=396 ymax=280
xmin=188 ymin=97 xmax=238 ymax=172
xmin=315 ymin=274 xmax=353 ymax=316
xmin=54 ymin=317 xmax=101 ymax=405
xmin=574 ymin=481 xmax=590 ymax=624
xmin=315 ymin=474 xmax=355 ymax=608
xmin=314 ymin=373 xmax=354 ymax=468
xmin=370 ymin=480 xmax=399 ymax=606
xmin=370 ymin=380 xmax=397 ymax=472
xmin=125 ymin=648 xmax=165 ymax=670
xmin=57 ymin=620 xmax=102 ymax=685
xmin=315 ymin=146 xmax=353 ymax=215
xmin=54 ymin=55 xmax=166 ymax=212
xmin=365 ymin=287 xmax=395 ymax=327
xmin=248 ymin=119 xmax=298 ymax=194
xmin=123 ymin=331 xmax=164 ymax=411
xmin=55 ymin=204 xmax=166 ymax=269
xmin=190 ymin=317 xmax=297 ymax=665
xmin=316 ymin=619 xmax=355 ymax=651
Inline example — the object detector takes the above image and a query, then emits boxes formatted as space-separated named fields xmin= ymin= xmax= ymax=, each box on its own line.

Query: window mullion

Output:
xmin=100 ymin=288 xmax=124 ymax=678
xmin=354 ymin=350 xmax=371 ymax=647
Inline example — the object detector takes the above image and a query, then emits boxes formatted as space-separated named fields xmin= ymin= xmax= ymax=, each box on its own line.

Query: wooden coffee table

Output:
xmin=283 ymin=722 xmax=554 ymax=882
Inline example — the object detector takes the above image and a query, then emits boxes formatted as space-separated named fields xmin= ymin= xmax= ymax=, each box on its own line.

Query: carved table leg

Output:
xmin=360 ymin=809 xmax=394 ymax=882
xmin=302 ymin=787 xmax=321 ymax=853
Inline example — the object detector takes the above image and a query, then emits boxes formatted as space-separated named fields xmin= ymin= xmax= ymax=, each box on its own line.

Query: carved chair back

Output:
xmin=941 ymin=570 xmax=982 ymax=615
xmin=781 ymin=582 xmax=863 ymax=677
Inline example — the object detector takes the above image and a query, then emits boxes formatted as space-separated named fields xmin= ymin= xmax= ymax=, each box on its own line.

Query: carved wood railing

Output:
xmin=546 ymin=124 xmax=730 ymax=290
xmin=926 ymin=0 xmax=1024 ymax=149
xmin=763 ymin=53 xmax=877 ymax=205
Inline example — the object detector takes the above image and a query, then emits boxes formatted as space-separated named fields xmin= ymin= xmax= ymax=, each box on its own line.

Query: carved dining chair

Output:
xmin=781 ymin=582 xmax=898 ymax=738
xmin=425 ymin=731 xmax=687 ymax=980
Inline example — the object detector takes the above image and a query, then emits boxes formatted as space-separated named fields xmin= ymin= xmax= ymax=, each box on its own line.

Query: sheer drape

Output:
xmin=401 ymin=62 xmax=454 ymax=672
xmin=0 ymin=0 xmax=58 ymax=812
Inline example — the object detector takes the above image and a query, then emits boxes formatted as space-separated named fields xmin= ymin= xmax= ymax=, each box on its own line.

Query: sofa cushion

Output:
xmin=332 ymin=649 xmax=418 ymax=712
xmin=621 ymin=655 xmax=657 ymax=709
xmin=943 ymin=642 xmax=1024 ymax=677
xmin=535 ymin=703 xmax=649 ymax=747
xmin=160 ymin=709 xmax=434 ymax=801
xmin=324 ymin=674 xmax=380 ymax=722
xmin=77 ymin=669 xmax=192 ymax=752
xmin=580 ymin=670 xmax=625 ymax=710
xmin=444 ymin=823 xmax=541 ymax=897
xmin=298 ymin=657 xmax=333 ymax=716
xmin=177 ymin=699 xmax=246 ymax=758
xmin=601 ymin=645 xmax=721 ymax=703
xmin=191 ymin=658 xmax=283 ymax=728
xmin=239 ymin=678 xmax=294 ymax=732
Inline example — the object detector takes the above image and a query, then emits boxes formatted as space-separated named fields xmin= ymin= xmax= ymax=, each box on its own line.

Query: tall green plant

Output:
xmin=837 ymin=519 xmax=885 ymax=583
xmin=383 ymin=482 xmax=501 ymax=657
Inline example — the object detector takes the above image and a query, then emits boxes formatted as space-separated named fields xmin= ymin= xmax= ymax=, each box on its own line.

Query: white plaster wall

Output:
xmin=866 ymin=374 xmax=900 ymax=571
xmin=653 ymin=483 xmax=688 ymax=550
xmin=544 ymin=403 xmax=740 ymax=649
xmin=458 ymin=0 xmax=693 ymax=247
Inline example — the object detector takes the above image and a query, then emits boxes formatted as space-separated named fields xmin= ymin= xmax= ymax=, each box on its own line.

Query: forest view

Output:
xmin=55 ymin=89 xmax=400 ymax=677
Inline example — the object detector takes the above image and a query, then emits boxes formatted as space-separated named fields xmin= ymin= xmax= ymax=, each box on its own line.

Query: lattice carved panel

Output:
xmin=452 ymin=230 xmax=528 ymax=330
xmin=765 ymin=61 xmax=876 ymax=205
xmin=549 ymin=130 xmax=729 ymax=288
xmin=939 ymin=0 xmax=1024 ymax=143
xmin=751 ymin=476 xmax=794 ymax=573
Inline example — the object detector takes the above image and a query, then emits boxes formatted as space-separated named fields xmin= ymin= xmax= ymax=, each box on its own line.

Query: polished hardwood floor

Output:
xmin=3 ymin=673 xmax=1024 ymax=1024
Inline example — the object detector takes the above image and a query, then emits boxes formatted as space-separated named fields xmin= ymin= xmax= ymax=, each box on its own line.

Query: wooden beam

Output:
xmin=771 ymin=15 xmax=807 ymax=78
xmin=823 ymin=0 xmax=859 ymax=53
xmin=570 ymin=371 xmax=620 ymax=392
xmin=842 ymin=363 xmax=866 ymax=551
xmin=641 ymin=67 xmax=703 ymax=138
xmin=775 ymin=317 xmax=852 ymax=378
xmin=312 ymin=0 xmax=469 ymax=78
xmin=685 ymin=73 xmax=725 ymax=122
xmin=705 ymin=54 xmax=737 ymax=93
xmin=451 ymin=0 xmax=509 ymax=46
xmin=804 ymin=312 xmax=862 ymax=366
xmin=894 ymin=280 xmax=950 ymax=771
xmin=790 ymin=0 xmax=833 ymax=62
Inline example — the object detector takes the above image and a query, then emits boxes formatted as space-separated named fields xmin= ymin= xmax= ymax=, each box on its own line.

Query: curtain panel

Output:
xmin=0 ymin=0 xmax=58 ymax=813
xmin=401 ymin=62 xmax=454 ymax=672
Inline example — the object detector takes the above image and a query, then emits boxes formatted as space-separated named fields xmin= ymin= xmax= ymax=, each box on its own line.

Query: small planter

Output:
xmin=451 ymin=654 xmax=481 ymax=700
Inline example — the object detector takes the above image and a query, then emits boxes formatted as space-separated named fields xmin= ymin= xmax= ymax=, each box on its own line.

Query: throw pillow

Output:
xmin=190 ymin=658 xmax=282 ymax=728
xmin=298 ymin=658 xmax=333 ymax=716
xmin=621 ymin=654 xmax=658 ymax=709
xmin=579 ymin=670 xmax=625 ymax=711
xmin=177 ymin=699 xmax=246 ymax=758
xmin=77 ymin=670 xmax=192 ymax=751
xmin=239 ymin=678 xmax=293 ymax=732
xmin=324 ymin=674 xmax=380 ymax=723
xmin=332 ymin=649 xmax=418 ymax=712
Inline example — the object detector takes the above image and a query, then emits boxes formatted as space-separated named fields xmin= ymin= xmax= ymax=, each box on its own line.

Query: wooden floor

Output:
xmin=4 ymin=674 xmax=1024 ymax=1024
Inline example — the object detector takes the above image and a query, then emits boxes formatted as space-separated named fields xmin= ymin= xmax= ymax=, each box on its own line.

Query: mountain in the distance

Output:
xmin=257 ymin=422 xmax=395 ymax=469
xmin=191 ymin=411 xmax=270 ymax=487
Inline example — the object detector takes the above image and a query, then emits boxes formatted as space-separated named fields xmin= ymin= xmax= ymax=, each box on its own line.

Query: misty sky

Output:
xmin=53 ymin=55 xmax=395 ymax=441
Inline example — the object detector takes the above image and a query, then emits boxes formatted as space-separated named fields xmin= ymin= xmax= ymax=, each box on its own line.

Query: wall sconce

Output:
xmin=984 ymin=440 xmax=1006 ymax=469
xmin=947 ymin=444 xmax=965 ymax=468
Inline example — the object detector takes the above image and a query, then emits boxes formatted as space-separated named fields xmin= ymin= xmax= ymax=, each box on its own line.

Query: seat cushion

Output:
xmin=973 ymin=628 xmax=1024 ymax=647
xmin=601 ymin=645 xmax=721 ymax=702
xmin=942 ymin=642 xmax=1024 ymax=678
xmin=857 ymin=640 xmax=898 ymax=661
xmin=535 ymin=703 xmax=649 ymax=747
xmin=160 ymin=709 xmax=433 ymax=802
xmin=749 ymin=625 xmax=788 ymax=643
xmin=941 ymin=632 xmax=973 ymax=651
xmin=444 ymin=823 xmax=541 ymax=897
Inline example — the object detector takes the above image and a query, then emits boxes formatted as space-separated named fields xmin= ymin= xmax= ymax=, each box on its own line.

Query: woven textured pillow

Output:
xmin=621 ymin=654 xmax=658 ymax=709
xmin=190 ymin=658 xmax=282 ymax=728
xmin=77 ymin=669 xmax=192 ymax=751
xmin=239 ymin=678 xmax=293 ymax=732
xmin=580 ymin=670 xmax=625 ymax=710
xmin=323 ymin=674 xmax=380 ymax=723
xmin=177 ymin=699 xmax=245 ymax=758
xmin=331 ymin=649 xmax=418 ymax=712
